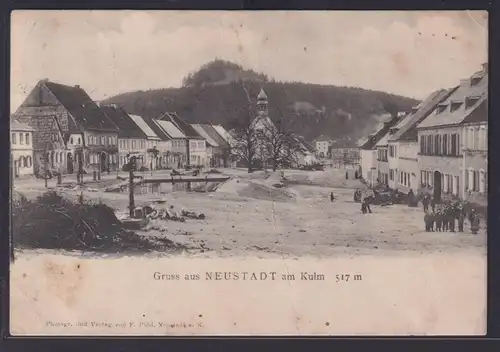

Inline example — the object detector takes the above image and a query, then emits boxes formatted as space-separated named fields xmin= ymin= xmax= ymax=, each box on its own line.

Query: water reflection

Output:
xmin=127 ymin=181 xmax=220 ymax=195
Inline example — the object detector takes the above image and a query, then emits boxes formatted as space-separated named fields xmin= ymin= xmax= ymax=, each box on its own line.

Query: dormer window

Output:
xmin=436 ymin=104 xmax=447 ymax=114
xmin=450 ymin=101 xmax=463 ymax=112
xmin=465 ymin=96 xmax=480 ymax=109
xmin=470 ymin=75 xmax=482 ymax=86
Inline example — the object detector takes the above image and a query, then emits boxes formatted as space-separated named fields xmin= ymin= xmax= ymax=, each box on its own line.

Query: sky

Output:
xmin=11 ymin=10 xmax=488 ymax=112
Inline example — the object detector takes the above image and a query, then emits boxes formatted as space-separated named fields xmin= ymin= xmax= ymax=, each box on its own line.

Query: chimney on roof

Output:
xmin=482 ymin=62 xmax=488 ymax=73
xmin=75 ymin=84 xmax=80 ymax=88
xmin=41 ymin=78 xmax=49 ymax=82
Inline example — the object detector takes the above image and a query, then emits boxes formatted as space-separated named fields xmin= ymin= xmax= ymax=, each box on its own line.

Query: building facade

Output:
xmin=101 ymin=105 xmax=148 ymax=169
xmin=416 ymin=63 xmax=487 ymax=202
xmin=315 ymin=136 xmax=331 ymax=159
xmin=151 ymin=118 xmax=188 ymax=169
xmin=12 ymin=80 xmax=119 ymax=175
xmin=387 ymin=89 xmax=455 ymax=194
xmin=11 ymin=121 xmax=35 ymax=178
xmin=129 ymin=115 xmax=166 ymax=170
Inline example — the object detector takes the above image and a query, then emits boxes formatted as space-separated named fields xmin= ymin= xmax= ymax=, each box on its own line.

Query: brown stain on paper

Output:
xmin=44 ymin=260 xmax=85 ymax=307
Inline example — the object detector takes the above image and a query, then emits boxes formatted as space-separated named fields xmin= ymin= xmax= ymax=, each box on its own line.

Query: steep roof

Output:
xmin=44 ymin=81 xmax=117 ymax=132
xmin=360 ymin=115 xmax=400 ymax=150
xmin=101 ymin=106 xmax=147 ymax=139
xmin=200 ymin=124 xmax=230 ymax=150
xmin=10 ymin=120 xmax=35 ymax=131
xmin=156 ymin=112 xmax=203 ymax=139
xmin=373 ymin=115 xmax=406 ymax=148
xmin=155 ymin=120 xmax=186 ymax=139
xmin=296 ymin=136 xmax=316 ymax=154
xmin=417 ymin=68 xmax=488 ymax=129
xmin=389 ymin=88 xmax=456 ymax=142
xmin=191 ymin=124 xmax=219 ymax=147
xmin=129 ymin=114 xmax=160 ymax=140
xmin=315 ymin=135 xmax=331 ymax=143
xmin=213 ymin=125 xmax=236 ymax=146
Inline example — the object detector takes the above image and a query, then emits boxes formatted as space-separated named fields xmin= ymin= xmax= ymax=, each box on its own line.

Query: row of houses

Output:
xmin=360 ymin=62 xmax=488 ymax=206
xmin=10 ymin=79 xmax=237 ymax=178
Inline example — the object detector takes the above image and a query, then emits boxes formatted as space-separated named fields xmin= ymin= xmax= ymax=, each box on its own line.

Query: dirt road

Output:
xmin=12 ymin=168 xmax=487 ymax=258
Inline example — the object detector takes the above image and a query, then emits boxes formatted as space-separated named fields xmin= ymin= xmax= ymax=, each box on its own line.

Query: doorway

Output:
xmin=433 ymin=171 xmax=442 ymax=203
xmin=100 ymin=152 xmax=107 ymax=172
xmin=67 ymin=153 xmax=74 ymax=174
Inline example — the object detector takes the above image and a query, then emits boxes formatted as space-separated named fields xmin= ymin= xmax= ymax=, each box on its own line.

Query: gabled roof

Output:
xmin=417 ymin=68 xmax=488 ymax=129
xmin=191 ymin=124 xmax=219 ymax=147
xmin=43 ymin=81 xmax=117 ymax=132
xmin=101 ymin=105 xmax=148 ymax=139
xmin=373 ymin=114 xmax=406 ymax=148
xmin=10 ymin=120 xmax=35 ymax=131
xmin=213 ymin=125 xmax=236 ymax=146
xmin=199 ymin=124 xmax=231 ymax=150
xmin=129 ymin=114 xmax=160 ymax=140
xmin=315 ymin=135 xmax=331 ymax=143
xmin=360 ymin=115 xmax=401 ymax=150
xmin=155 ymin=120 xmax=186 ymax=139
xmin=388 ymin=88 xmax=457 ymax=142
xmin=296 ymin=136 xmax=316 ymax=154
xmin=156 ymin=112 xmax=203 ymax=139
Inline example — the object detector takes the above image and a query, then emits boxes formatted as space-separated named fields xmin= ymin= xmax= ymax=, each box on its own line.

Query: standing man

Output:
xmin=422 ymin=194 xmax=430 ymax=212
xmin=330 ymin=192 xmax=335 ymax=202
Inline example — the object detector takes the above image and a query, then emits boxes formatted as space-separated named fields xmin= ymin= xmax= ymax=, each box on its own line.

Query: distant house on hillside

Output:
xmin=12 ymin=79 xmax=119 ymax=175
xmin=314 ymin=135 xmax=331 ymax=159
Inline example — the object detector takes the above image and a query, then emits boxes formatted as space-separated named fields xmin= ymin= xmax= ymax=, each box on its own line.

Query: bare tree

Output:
xmin=233 ymin=84 xmax=259 ymax=173
xmin=261 ymin=108 xmax=304 ymax=171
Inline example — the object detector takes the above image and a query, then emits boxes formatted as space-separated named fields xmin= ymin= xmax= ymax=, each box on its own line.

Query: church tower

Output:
xmin=257 ymin=88 xmax=268 ymax=117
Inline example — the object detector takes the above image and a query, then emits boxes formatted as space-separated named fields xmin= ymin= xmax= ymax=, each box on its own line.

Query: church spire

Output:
xmin=257 ymin=88 xmax=268 ymax=117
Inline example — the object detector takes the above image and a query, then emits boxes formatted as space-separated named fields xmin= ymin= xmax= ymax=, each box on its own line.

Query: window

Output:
xmin=101 ymin=136 xmax=105 ymax=145
xmin=451 ymin=134 xmax=457 ymax=156
xmin=450 ymin=102 xmax=462 ymax=112
xmin=11 ymin=133 xmax=16 ymax=144
xmin=436 ymin=105 xmax=447 ymax=114
xmin=436 ymin=135 xmax=441 ymax=155
xmin=442 ymin=134 xmax=448 ymax=155
xmin=420 ymin=136 xmax=424 ymax=154
xmin=27 ymin=156 xmax=32 ymax=167
xmin=132 ymin=140 xmax=136 ymax=149
xmin=70 ymin=137 xmax=74 ymax=144
xmin=26 ymin=133 xmax=30 ymax=145
xmin=108 ymin=136 xmax=112 ymax=145
xmin=447 ymin=175 xmax=453 ymax=193
xmin=20 ymin=133 xmax=24 ymax=145
xmin=434 ymin=135 xmax=439 ymax=155
xmin=473 ymin=170 xmax=480 ymax=192
xmin=77 ymin=137 xmax=81 ymax=144
xmin=479 ymin=170 xmax=486 ymax=193
xmin=465 ymin=97 xmax=480 ymax=109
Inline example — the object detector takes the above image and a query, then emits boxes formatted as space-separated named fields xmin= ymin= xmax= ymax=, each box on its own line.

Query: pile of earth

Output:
xmin=237 ymin=182 xmax=295 ymax=203
xmin=11 ymin=191 xmax=190 ymax=253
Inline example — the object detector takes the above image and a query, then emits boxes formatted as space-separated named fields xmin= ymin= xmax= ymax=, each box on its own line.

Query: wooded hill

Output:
xmin=103 ymin=60 xmax=419 ymax=144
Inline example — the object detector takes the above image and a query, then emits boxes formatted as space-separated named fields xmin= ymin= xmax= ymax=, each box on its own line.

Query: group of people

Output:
xmin=422 ymin=194 xmax=481 ymax=234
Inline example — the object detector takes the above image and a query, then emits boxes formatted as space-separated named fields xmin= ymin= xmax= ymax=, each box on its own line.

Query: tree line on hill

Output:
xmin=103 ymin=60 xmax=419 ymax=143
